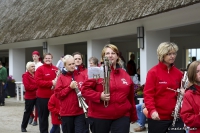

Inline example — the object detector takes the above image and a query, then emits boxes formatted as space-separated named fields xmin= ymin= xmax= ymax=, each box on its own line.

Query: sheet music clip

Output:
xmin=88 ymin=67 xmax=104 ymax=80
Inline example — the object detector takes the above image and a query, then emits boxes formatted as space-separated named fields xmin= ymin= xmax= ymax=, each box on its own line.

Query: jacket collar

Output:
xmin=158 ymin=62 xmax=174 ymax=71
xmin=76 ymin=64 xmax=85 ymax=72
xmin=43 ymin=63 xmax=52 ymax=67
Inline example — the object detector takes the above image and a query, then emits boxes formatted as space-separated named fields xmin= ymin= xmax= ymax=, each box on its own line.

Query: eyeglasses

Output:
xmin=166 ymin=52 xmax=177 ymax=56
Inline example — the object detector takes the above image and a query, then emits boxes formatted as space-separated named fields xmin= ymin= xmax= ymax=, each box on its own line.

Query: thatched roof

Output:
xmin=0 ymin=0 xmax=200 ymax=44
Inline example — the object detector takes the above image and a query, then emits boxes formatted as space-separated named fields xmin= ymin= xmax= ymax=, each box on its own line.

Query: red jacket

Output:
xmin=54 ymin=70 xmax=86 ymax=116
xmin=35 ymin=64 xmax=58 ymax=98
xmin=77 ymin=64 xmax=88 ymax=79
xmin=22 ymin=72 xmax=37 ymax=99
xmin=48 ymin=94 xmax=62 ymax=125
xmin=144 ymin=62 xmax=182 ymax=120
xmin=180 ymin=85 xmax=200 ymax=133
xmin=81 ymin=67 xmax=137 ymax=122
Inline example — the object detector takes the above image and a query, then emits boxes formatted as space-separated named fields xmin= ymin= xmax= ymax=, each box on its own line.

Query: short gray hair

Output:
xmin=157 ymin=42 xmax=178 ymax=62
xmin=26 ymin=61 xmax=35 ymax=70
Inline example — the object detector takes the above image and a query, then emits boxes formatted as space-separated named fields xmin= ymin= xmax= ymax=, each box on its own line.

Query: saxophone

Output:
xmin=103 ymin=57 xmax=111 ymax=107
xmin=171 ymin=71 xmax=188 ymax=127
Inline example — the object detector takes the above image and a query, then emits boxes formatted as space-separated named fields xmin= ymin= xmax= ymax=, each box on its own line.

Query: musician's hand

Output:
xmin=100 ymin=92 xmax=110 ymax=101
xmin=52 ymin=80 xmax=56 ymax=86
xmin=70 ymin=81 xmax=77 ymax=89
xmin=180 ymin=88 xmax=185 ymax=95
xmin=151 ymin=111 xmax=160 ymax=120
xmin=2 ymin=82 xmax=5 ymax=85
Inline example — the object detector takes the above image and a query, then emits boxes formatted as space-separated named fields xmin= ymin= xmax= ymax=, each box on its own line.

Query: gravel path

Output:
xmin=0 ymin=98 xmax=147 ymax=133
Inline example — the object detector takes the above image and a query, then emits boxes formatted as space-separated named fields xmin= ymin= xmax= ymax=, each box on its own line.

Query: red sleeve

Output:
xmin=48 ymin=95 xmax=59 ymax=115
xmin=128 ymin=82 xmax=138 ymax=122
xmin=181 ymin=92 xmax=200 ymax=127
xmin=144 ymin=70 xmax=157 ymax=117
xmin=22 ymin=73 xmax=37 ymax=91
xmin=35 ymin=67 xmax=53 ymax=88
xmin=54 ymin=76 xmax=73 ymax=100
xmin=81 ymin=79 xmax=101 ymax=103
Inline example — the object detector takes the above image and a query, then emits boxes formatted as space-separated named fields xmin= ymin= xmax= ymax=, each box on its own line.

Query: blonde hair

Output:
xmin=157 ymin=42 xmax=178 ymax=62
xmin=187 ymin=61 xmax=200 ymax=85
xmin=63 ymin=55 xmax=74 ymax=66
xmin=101 ymin=44 xmax=122 ymax=67
xmin=26 ymin=61 xmax=35 ymax=70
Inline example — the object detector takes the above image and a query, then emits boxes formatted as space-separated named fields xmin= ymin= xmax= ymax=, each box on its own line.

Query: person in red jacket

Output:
xmin=21 ymin=62 xmax=37 ymax=132
xmin=35 ymin=53 xmax=58 ymax=133
xmin=72 ymin=52 xmax=87 ymax=76
xmin=81 ymin=44 xmax=137 ymax=133
xmin=48 ymin=93 xmax=62 ymax=133
xmin=180 ymin=61 xmax=200 ymax=133
xmin=144 ymin=42 xmax=185 ymax=133
xmin=28 ymin=51 xmax=43 ymax=126
xmin=54 ymin=55 xmax=87 ymax=133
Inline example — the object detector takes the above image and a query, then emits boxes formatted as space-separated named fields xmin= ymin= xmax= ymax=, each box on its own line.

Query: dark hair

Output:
xmin=192 ymin=57 xmax=196 ymax=61
xmin=0 ymin=61 xmax=2 ymax=65
xmin=72 ymin=52 xmax=83 ymax=60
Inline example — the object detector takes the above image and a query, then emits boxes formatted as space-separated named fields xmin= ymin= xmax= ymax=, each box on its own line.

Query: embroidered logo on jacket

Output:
xmin=159 ymin=81 xmax=167 ymax=84
xmin=121 ymin=78 xmax=128 ymax=85
xmin=79 ymin=82 xmax=83 ymax=88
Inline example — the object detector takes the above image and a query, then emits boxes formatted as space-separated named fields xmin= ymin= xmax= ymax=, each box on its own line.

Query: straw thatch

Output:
xmin=0 ymin=0 xmax=200 ymax=44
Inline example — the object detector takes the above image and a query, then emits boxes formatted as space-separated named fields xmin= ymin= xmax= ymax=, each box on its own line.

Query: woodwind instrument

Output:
xmin=171 ymin=71 xmax=188 ymax=127
xmin=72 ymin=77 xmax=88 ymax=118
xmin=103 ymin=57 xmax=111 ymax=107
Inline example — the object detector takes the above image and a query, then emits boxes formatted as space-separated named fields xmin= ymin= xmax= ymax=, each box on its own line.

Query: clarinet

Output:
xmin=72 ymin=75 xmax=88 ymax=118
xmin=171 ymin=71 xmax=188 ymax=127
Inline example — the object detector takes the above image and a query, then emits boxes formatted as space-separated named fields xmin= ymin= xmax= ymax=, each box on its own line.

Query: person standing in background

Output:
xmin=28 ymin=51 xmax=43 ymax=126
xmin=56 ymin=56 xmax=64 ymax=71
xmin=89 ymin=57 xmax=99 ymax=67
xmin=0 ymin=61 xmax=7 ymax=106
xmin=127 ymin=54 xmax=136 ymax=76
xmin=32 ymin=51 xmax=43 ymax=70
xmin=187 ymin=56 xmax=196 ymax=70
xmin=35 ymin=53 xmax=58 ymax=133
xmin=72 ymin=52 xmax=87 ymax=76
xmin=21 ymin=62 xmax=37 ymax=132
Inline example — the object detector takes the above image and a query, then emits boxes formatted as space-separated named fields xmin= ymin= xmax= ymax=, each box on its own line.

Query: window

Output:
xmin=186 ymin=48 xmax=200 ymax=67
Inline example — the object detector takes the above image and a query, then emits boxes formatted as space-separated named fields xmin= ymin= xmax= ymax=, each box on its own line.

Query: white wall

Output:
xmin=9 ymin=49 xmax=25 ymax=81
xmin=48 ymin=45 xmax=64 ymax=65
xmin=140 ymin=29 xmax=170 ymax=84
xmin=87 ymin=39 xmax=110 ymax=67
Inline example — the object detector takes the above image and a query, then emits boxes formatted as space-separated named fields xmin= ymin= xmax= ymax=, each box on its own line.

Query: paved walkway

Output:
xmin=0 ymin=98 xmax=147 ymax=133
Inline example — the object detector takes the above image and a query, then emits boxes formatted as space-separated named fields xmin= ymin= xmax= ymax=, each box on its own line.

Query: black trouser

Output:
xmin=148 ymin=118 xmax=185 ymax=133
xmin=21 ymin=98 xmax=37 ymax=129
xmin=37 ymin=97 xmax=50 ymax=133
xmin=0 ymin=81 xmax=5 ymax=104
xmin=61 ymin=114 xmax=87 ymax=133
xmin=89 ymin=116 xmax=130 ymax=133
